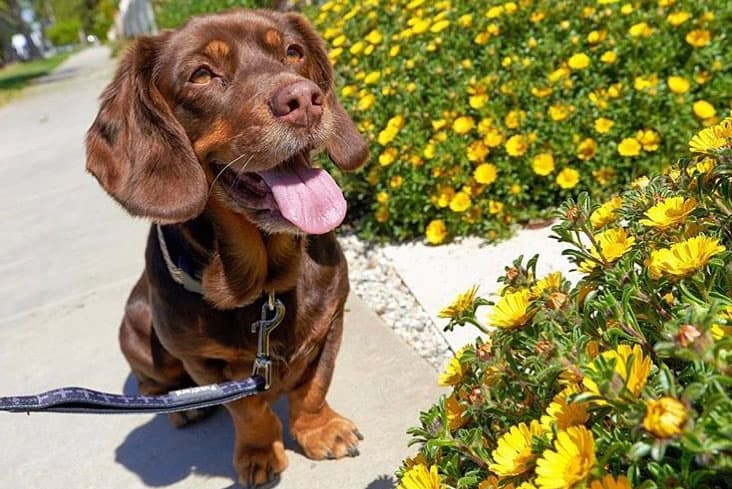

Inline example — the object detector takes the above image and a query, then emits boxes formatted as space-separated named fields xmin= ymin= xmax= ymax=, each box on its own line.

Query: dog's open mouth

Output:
xmin=213 ymin=153 xmax=347 ymax=235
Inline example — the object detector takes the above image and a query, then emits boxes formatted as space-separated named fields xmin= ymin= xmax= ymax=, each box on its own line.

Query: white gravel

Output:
xmin=338 ymin=231 xmax=453 ymax=370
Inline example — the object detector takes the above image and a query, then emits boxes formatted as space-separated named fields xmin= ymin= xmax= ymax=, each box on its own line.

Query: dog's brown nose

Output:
xmin=269 ymin=80 xmax=323 ymax=127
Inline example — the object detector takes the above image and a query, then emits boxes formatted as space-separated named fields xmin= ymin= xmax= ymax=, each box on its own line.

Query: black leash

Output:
xmin=0 ymin=296 xmax=285 ymax=415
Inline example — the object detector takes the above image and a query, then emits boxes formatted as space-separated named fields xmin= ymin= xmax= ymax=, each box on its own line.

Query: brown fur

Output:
xmin=85 ymin=9 xmax=367 ymax=487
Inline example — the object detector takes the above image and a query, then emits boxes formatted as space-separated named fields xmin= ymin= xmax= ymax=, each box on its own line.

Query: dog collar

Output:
xmin=156 ymin=224 xmax=205 ymax=295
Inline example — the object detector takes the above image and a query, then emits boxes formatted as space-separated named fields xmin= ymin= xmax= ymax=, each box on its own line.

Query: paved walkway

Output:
xmin=0 ymin=47 xmax=440 ymax=489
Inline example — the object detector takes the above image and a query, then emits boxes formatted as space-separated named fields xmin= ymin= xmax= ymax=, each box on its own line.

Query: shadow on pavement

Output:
xmin=365 ymin=474 xmax=396 ymax=489
xmin=115 ymin=374 xmax=299 ymax=488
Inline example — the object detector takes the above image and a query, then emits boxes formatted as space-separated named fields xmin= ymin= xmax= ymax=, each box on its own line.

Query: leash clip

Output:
xmin=251 ymin=292 xmax=285 ymax=390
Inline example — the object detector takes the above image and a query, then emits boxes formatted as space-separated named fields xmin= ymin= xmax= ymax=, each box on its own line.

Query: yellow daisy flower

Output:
xmin=556 ymin=168 xmax=580 ymax=190
xmin=438 ymin=285 xmax=478 ymax=320
xmin=579 ymin=228 xmax=635 ymax=272
xmin=589 ymin=475 xmax=632 ymax=489
xmin=584 ymin=344 xmax=651 ymax=398
xmin=489 ymin=289 xmax=533 ymax=329
xmin=474 ymin=163 xmax=498 ymax=185
xmin=449 ymin=192 xmax=472 ymax=213
xmin=689 ymin=117 xmax=732 ymax=154
xmin=666 ymin=11 xmax=691 ymax=26
xmin=540 ymin=384 xmax=590 ymax=430
xmin=636 ymin=129 xmax=660 ymax=151
xmin=618 ymin=138 xmax=641 ymax=157
xmin=643 ymin=397 xmax=688 ymax=438
xmin=693 ymin=100 xmax=716 ymax=120
xmin=568 ymin=53 xmax=590 ymax=70
xmin=639 ymin=197 xmax=697 ymax=229
xmin=594 ymin=117 xmax=614 ymax=134
xmin=685 ymin=29 xmax=711 ymax=48
xmin=590 ymin=196 xmax=622 ymax=228
xmin=532 ymin=153 xmax=555 ymax=176
xmin=489 ymin=420 xmax=543 ymax=477
xmin=453 ymin=116 xmax=475 ymax=134
xmin=535 ymin=426 xmax=595 ymax=489
xmin=425 ymin=220 xmax=447 ymax=245
xmin=505 ymin=135 xmax=529 ymax=156
xmin=467 ymin=141 xmax=490 ymax=162
xmin=667 ymin=76 xmax=690 ymax=94
xmin=647 ymin=235 xmax=725 ymax=279
xmin=576 ymin=138 xmax=597 ymax=161
xmin=399 ymin=464 xmax=442 ymax=489
xmin=438 ymin=353 xmax=466 ymax=387
xmin=531 ymin=271 xmax=563 ymax=296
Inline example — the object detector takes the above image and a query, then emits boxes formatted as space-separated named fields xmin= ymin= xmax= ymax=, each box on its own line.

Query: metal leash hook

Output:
xmin=251 ymin=292 xmax=285 ymax=390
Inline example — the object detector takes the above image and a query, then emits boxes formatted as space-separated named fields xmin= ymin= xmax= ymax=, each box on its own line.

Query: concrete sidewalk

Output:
xmin=0 ymin=47 xmax=441 ymax=489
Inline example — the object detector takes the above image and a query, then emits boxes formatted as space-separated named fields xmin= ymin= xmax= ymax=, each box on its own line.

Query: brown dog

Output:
xmin=85 ymin=9 xmax=368 ymax=487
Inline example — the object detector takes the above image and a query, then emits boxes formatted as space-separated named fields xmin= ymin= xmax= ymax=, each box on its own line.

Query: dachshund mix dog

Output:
xmin=85 ymin=9 xmax=368 ymax=487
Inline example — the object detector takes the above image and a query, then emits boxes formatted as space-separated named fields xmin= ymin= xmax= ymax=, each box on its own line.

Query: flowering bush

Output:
xmin=310 ymin=0 xmax=732 ymax=242
xmin=397 ymin=122 xmax=732 ymax=489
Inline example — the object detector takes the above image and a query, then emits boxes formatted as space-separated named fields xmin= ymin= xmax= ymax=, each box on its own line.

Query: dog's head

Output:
xmin=86 ymin=10 xmax=368 ymax=234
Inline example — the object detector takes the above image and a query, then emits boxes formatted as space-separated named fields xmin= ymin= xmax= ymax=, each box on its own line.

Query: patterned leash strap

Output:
xmin=0 ymin=377 xmax=265 ymax=414
xmin=0 ymin=295 xmax=286 ymax=415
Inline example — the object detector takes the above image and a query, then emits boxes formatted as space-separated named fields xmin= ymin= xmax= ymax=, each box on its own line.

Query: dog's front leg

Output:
xmin=182 ymin=360 xmax=287 ymax=487
xmin=288 ymin=311 xmax=362 ymax=460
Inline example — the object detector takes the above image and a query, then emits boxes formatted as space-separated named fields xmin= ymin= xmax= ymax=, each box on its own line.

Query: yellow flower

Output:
xmin=531 ymin=271 xmax=562 ymax=297
xmin=636 ymin=129 xmax=660 ymax=151
xmin=505 ymin=109 xmax=526 ymax=129
xmin=693 ymin=100 xmax=716 ymax=119
xmin=667 ymin=76 xmax=690 ymax=94
xmin=453 ymin=116 xmax=475 ymax=135
xmin=489 ymin=200 xmax=504 ymax=214
xmin=618 ymin=138 xmax=641 ymax=157
xmin=685 ymin=29 xmax=711 ymax=48
xmin=590 ymin=196 xmax=622 ymax=228
xmin=535 ymin=426 xmax=595 ymax=489
xmin=467 ymin=141 xmax=490 ymax=162
xmin=579 ymin=228 xmax=635 ymax=272
xmin=474 ymin=163 xmax=498 ymax=185
xmin=576 ymin=138 xmax=597 ymax=161
xmin=589 ymin=475 xmax=632 ymax=489
xmin=628 ymin=22 xmax=652 ymax=38
xmin=631 ymin=176 xmax=650 ymax=189
xmin=643 ymin=397 xmax=688 ymax=438
xmin=378 ymin=148 xmax=397 ymax=166
xmin=438 ymin=350 xmax=467 ymax=387
xmin=600 ymin=51 xmax=617 ymax=64
xmin=365 ymin=29 xmax=383 ymax=44
xmin=489 ymin=289 xmax=533 ymax=329
xmin=568 ymin=53 xmax=590 ymax=70
xmin=532 ymin=153 xmax=555 ymax=176
xmin=430 ymin=20 xmax=450 ymax=33
xmin=470 ymin=94 xmax=489 ymax=109
xmin=594 ymin=117 xmax=614 ymax=134
xmin=445 ymin=394 xmax=467 ymax=430
xmin=449 ymin=192 xmax=471 ymax=212
xmin=484 ymin=129 xmax=504 ymax=148
xmin=689 ymin=117 xmax=732 ymax=154
xmin=505 ymin=135 xmax=528 ymax=157
xmin=364 ymin=71 xmax=381 ymax=85
xmin=666 ymin=11 xmax=691 ymax=26
xmin=541 ymin=384 xmax=589 ymax=430
xmin=584 ymin=344 xmax=651 ymax=398
xmin=399 ymin=464 xmax=442 ymax=489
xmin=548 ymin=104 xmax=572 ymax=122
xmin=556 ymin=168 xmax=580 ymax=190
xmin=647 ymin=235 xmax=725 ymax=279
xmin=357 ymin=93 xmax=375 ymax=111
xmin=639 ymin=197 xmax=697 ymax=229
xmin=489 ymin=421 xmax=543 ymax=477
xmin=425 ymin=219 xmax=447 ymax=245
xmin=438 ymin=286 xmax=478 ymax=321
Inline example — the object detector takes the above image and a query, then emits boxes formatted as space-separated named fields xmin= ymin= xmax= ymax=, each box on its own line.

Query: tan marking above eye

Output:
xmin=264 ymin=29 xmax=283 ymax=47
xmin=204 ymin=40 xmax=230 ymax=58
xmin=190 ymin=67 xmax=213 ymax=84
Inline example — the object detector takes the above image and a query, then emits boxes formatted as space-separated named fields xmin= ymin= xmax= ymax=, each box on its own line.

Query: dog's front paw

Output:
xmin=235 ymin=441 xmax=288 ymax=488
xmin=290 ymin=406 xmax=363 ymax=460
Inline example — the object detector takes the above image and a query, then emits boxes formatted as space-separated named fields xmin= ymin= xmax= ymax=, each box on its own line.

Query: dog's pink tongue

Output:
xmin=260 ymin=166 xmax=347 ymax=235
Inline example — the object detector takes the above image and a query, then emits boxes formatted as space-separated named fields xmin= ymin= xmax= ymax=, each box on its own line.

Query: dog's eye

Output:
xmin=285 ymin=44 xmax=305 ymax=63
xmin=190 ymin=67 xmax=214 ymax=84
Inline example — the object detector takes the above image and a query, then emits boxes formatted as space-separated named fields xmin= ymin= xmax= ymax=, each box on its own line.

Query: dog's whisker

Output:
xmin=207 ymin=152 xmax=254 ymax=199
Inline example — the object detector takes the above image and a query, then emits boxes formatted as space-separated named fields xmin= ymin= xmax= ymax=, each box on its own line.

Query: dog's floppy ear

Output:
xmin=285 ymin=12 xmax=369 ymax=171
xmin=85 ymin=34 xmax=208 ymax=223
